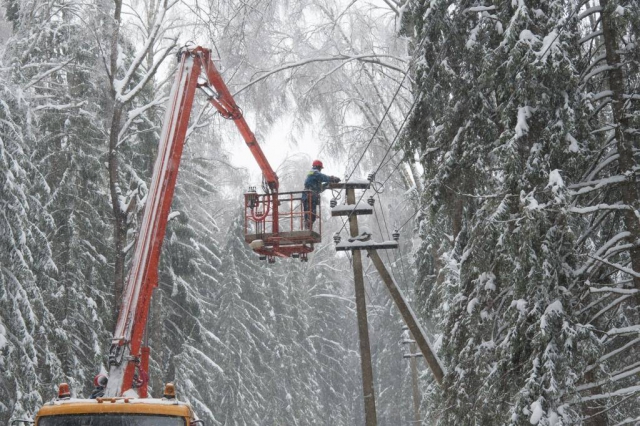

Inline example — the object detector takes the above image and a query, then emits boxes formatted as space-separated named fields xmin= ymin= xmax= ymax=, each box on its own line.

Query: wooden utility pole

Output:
xmin=410 ymin=340 xmax=421 ymax=424
xmin=368 ymin=249 xmax=445 ymax=384
xmin=402 ymin=327 xmax=422 ymax=424
xmin=346 ymin=186 xmax=377 ymax=426
xmin=330 ymin=180 xmax=445 ymax=424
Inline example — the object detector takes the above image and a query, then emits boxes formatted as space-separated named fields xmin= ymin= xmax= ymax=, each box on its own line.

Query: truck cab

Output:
xmin=32 ymin=383 xmax=200 ymax=426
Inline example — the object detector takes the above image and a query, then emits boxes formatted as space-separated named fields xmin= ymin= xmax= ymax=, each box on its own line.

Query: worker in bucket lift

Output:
xmin=302 ymin=160 xmax=340 ymax=229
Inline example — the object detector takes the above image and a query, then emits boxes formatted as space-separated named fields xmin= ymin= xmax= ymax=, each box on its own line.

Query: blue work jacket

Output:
xmin=304 ymin=167 xmax=332 ymax=195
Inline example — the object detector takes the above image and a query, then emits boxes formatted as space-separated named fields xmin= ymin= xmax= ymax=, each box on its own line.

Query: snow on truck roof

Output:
xmin=43 ymin=397 xmax=189 ymax=406
xmin=36 ymin=397 xmax=194 ymax=418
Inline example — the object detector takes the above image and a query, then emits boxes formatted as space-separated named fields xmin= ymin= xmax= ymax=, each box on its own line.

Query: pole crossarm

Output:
xmin=367 ymin=249 xmax=446 ymax=384
xmin=335 ymin=240 xmax=398 ymax=251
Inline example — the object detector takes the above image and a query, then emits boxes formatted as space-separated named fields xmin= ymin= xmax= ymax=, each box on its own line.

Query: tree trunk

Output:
xmin=581 ymin=369 xmax=609 ymax=426
xmin=109 ymin=103 xmax=127 ymax=310
xmin=108 ymin=0 xmax=126 ymax=311
xmin=600 ymin=0 xmax=640 ymax=299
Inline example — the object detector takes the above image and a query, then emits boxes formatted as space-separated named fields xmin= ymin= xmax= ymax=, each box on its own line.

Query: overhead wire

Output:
xmin=372 ymin=149 xmax=417 ymax=293
xmin=327 ymin=0 xmax=595 ymax=359
xmin=342 ymin=53 xmax=415 ymax=186
xmin=333 ymin=25 xmax=433 ymax=202
xmin=372 ymin=169 xmax=414 ymax=294
xmin=371 ymin=91 xmax=420 ymax=179
xmin=331 ymin=33 xmax=443 ymax=240
xmin=328 ymin=10 xmax=444 ymax=296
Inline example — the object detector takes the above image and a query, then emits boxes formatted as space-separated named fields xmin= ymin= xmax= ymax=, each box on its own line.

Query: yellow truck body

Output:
xmin=34 ymin=397 xmax=196 ymax=426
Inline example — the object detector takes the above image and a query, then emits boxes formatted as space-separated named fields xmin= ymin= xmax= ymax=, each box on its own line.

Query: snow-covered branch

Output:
xmin=117 ymin=95 xmax=168 ymax=145
xmin=587 ymin=253 xmax=640 ymax=278
xmin=569 ymin=175 xmax=626 ymax=195
xmin=606 ymin=325 xmax=640 ymax=336
xmin=569 ymin=173 xmax=626 ymax=193
xmin=588 ymin=294 xmax=633 ymax=324
xmin=578 ymin=233 xmax=635 ymax=275
xmin=234 ymin=54 xmax=408 ymax=96
xmin=463 ymin=6 xmax=496 ymax=13
xmin=574 ymin=385 xmax=640 ymax=403
xmin=113 ymin=0 xmax=169 ymax=96
xmin=24 ymin=59 xmax=73 ymax=90
xmin=589 ymin=286 xmax=638 ymax=295
xmin=579 ymin=30 xmax=604 ymax=45
xmin=581 ymin=152 xmax=619 ymax=184
xmin=117 ymin=42 xmax=177 ymax=104
xmin=585 ymin=338 xmax=640 ymax=373
xmin=613 ymin=416 xmax=640 ymax=425
xmin=577 ymin=6 xmax=603 ymax=21
xmin=577 ymin=364 xmax=640 ymax=392
xmin=569 ymin=204 xmax=633 ymax=214
xmin=33 ymin=100 xmax=87 ymax=112
xmin=582 ymin=64 xmax=615 ymax=82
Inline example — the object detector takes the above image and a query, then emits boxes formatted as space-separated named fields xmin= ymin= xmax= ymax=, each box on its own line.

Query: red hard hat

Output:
xmin=94 ymin=374 xmax=108 ymax=387
xmin=312 ymin=160 xmax=323 ymax=168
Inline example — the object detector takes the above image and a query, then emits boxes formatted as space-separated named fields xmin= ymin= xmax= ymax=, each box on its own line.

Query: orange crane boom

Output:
xmin=105 ymin=47 xmax=282 ymax=397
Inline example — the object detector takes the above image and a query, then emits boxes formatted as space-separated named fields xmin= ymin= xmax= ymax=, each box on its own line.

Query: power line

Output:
xmin=329 ymin=23 xmax=459 ymax=240
xmin=343 ymin=36 xmax=428 ymax=184
xmin=371 ymin=90 xmax=420 ymax=178
xmin=376 ymin=192 xmax=409 ymax=286
xmin=398 ymin=209 xmax=420 ymax=232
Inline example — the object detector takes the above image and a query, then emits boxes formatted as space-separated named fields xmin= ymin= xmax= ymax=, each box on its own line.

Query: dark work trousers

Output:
xmin=301 ymin=191 xmax=319 ymax=228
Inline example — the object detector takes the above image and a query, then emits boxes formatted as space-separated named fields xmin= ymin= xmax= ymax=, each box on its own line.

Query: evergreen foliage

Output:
xmin=1 ymin=0 xmax=110 ymax=420
xmin=403 ymin=0 xmax=639 ymax=424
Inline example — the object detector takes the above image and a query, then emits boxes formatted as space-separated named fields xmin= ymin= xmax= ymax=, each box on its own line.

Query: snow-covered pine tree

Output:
xmin=153 ymin=127 xmax=230 ymax=414
xmin=0 ymin=51 xmax=65 ymax=424
xmin=1 ymin=0 xmax=113 ymax=418
xmin=403 ymin=0 xmax=597 ymax=424
xmin=195 ymin=215 xmax=276 ymax=424
xmin=12 ymin=0 xmax=113 ymax=390
xmin=157 ymin=199 xmax=225 ymax=418
xmin=299 ymin=254 xmax=360 ymax=425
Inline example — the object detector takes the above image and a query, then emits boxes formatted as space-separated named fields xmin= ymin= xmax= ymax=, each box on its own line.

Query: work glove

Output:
xmin=330 ymin=176 xmax=341 ymax=183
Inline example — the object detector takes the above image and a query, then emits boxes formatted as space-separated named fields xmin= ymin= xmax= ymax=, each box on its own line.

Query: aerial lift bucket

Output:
xmin=244 ymin=189 xmax=321 ymax=261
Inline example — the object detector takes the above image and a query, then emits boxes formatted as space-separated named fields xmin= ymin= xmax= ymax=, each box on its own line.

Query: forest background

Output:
xmin=0 ymin=0 xmax=638 ymax=425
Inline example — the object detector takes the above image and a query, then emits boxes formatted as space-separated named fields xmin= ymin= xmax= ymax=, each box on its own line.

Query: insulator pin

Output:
xmin=367 ymin=196 xmax=375 ymax=206
xmin=330 ymin=199 xmax=337 ymax=208
xmin=333 ymin=233 xmax=341 ymax=244
xmin=392 ymin=229 xmax=400 ymax=241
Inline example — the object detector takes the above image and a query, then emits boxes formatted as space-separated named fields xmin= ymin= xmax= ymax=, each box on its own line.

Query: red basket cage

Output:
xmin=244 ymin=190 xmax=322 ymax=261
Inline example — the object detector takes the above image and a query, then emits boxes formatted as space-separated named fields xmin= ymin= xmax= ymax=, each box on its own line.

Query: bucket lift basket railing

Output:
xmin=245 ymin=190 xmax=321 ymax=258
